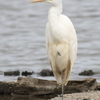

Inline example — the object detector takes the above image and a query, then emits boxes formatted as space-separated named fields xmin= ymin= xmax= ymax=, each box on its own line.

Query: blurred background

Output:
xmin=0 ymin=0 xmax=100 ymax=82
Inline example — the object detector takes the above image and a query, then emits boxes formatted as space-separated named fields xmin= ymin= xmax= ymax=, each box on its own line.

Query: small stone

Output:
xmin=79 ymin=70 xmax=94 ymax=76
xmin=39 ymin=69 xmax=54 ymax=76
xmin=83 ymin=98 xmax=90 ymax=100
xmin=21 ymin=71 xmax=34 ymax=76
xmin=4 ymin=70 xmax=20 ymax=76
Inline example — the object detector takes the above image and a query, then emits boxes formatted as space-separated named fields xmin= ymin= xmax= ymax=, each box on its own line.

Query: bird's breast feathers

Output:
xmin=47 ymin=14 xmax=76 ymax=44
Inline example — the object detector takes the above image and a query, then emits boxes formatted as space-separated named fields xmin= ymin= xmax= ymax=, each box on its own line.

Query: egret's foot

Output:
xmin=59 ymin=94 xmax=63 ymax=100
xmin=60 ymin=94 xmax=63 ymax=97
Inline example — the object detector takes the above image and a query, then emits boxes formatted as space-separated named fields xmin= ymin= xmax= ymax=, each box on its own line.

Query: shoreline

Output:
xmin=51 ymin=91 xmax=100 ymax=100
xmin=0 ymin=77 xmax=100 ymax=100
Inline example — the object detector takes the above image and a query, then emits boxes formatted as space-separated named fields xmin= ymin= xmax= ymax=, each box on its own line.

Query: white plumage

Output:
xmin=30 ymin=0 xmax=77 ymax=99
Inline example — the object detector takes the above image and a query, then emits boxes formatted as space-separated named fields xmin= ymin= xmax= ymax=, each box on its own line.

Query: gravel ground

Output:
xmin=51 ymin=91 xmax=100 ymax=100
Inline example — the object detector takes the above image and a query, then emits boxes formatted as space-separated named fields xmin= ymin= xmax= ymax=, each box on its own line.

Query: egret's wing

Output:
xmin=59 ymin=14 xmax=77 ymax=64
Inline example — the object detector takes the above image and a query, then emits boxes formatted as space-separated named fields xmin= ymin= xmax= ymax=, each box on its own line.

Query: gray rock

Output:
xmin=79 ymin=70 xmax=94 ymax=76
xmin=21 ymin=71 xmax=34 ymax=76
xmin=4 ymin=70 xmax=20 ymax=76
xmin=39 ymin=69 xmax=54 ymax=76
xmin=0 ymin=77 xmax=98 ymax=96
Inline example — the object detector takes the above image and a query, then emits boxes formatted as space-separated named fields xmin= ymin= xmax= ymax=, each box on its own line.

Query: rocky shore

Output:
xmin=0 ymin=77 xmax=100 ymax=100
xmin=0 ymin=77 xmax=98 ymax=95
xmin=51 ymin=91 xmax=100 ymax=100
xmin=0 ymin=69 xmax=100 ymax=100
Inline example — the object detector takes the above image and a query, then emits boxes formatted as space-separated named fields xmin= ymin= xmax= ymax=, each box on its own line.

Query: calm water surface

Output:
xmin=0 ymin=0 xmax=100 ymax=83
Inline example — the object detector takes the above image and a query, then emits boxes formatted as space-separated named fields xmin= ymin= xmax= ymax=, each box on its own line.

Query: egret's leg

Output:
xmin=62 ymin=84 xmax=64 ymax=100
xmin=61 ymin=72 xmax=64 ymax=100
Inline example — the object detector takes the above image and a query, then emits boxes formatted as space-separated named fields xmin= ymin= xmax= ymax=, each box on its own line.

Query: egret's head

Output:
xmin=30 ymin=0 xmax=62 ymax=6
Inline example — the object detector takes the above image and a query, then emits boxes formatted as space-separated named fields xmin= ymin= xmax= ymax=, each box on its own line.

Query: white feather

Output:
xmin=46 ymin=9 xmax=77 ymax=85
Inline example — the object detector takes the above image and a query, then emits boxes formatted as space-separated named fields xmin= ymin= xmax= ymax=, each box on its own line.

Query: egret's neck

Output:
xmin=48 ymin=3 xmax=63 ymax=43
xmin=49 ymin=3 xmax=62 ymax=15
xmin=48 ymin=3 xmax=63 ymax=21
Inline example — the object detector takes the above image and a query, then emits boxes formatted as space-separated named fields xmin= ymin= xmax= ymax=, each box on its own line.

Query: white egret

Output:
xmin=30 ymin=0 xmax=77 ymax=99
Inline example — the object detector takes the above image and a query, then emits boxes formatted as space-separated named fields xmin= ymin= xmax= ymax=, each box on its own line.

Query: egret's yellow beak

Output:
xmin=30 ymin=0 xmax=43 ymax=3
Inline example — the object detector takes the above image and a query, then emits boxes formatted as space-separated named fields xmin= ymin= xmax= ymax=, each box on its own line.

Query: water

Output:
xmin=0 ymin=94 xmax=51 ymax=100
xmin=0 ymin=0 xmax=100 ymax=83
